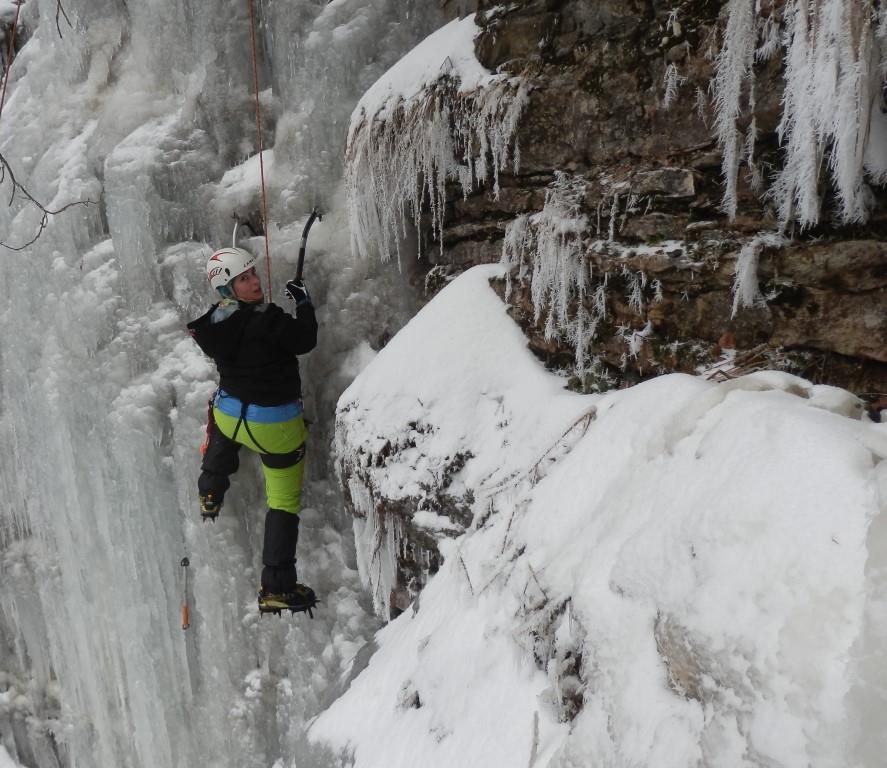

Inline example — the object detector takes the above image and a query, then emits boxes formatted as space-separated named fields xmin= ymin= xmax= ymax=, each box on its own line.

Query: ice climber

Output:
xmin=187 ymin=246 xmax=318 ymax=614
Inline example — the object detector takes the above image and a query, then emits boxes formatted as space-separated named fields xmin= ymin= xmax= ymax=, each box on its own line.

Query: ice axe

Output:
xmin=230 ymin=214 xmax=257 ymax=247
xmin=180 ymin=557 xmax=191 ymax=630
xmin=295 ymin=207 xmax=322 ymax=280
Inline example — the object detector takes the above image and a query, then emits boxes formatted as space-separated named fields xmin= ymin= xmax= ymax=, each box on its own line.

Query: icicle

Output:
xmin=607 ymin=194 xmax=619 ymax=242
xmin=346 ymin=75 xmax=528 ymax=264
xmin=714 ymin=0 xmax=885 ymax=227
xmin=625 ymin=268 xmax=647 ymax=315
xmin=623 ymin=320 xmax=653 ymax=360
xmin=731 ymin=232 xmax=783 ymax=315
xmin=663 ymin=63 xmax=686 ymax=109
xmin=501 ymin=213 xmax=531 ymax=296
xmin=713 ymin=0 xmax=757 ymax=220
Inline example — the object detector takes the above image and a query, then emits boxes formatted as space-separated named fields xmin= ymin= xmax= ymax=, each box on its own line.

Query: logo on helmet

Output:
xmin=208 ymin=267 xmax=225 ymax=280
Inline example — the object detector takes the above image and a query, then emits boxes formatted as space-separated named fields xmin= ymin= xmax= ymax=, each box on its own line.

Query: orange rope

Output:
xmin=247 ymin=0 xmax=272 ymax=298
xmin=0 ymin=0 xmax=23 ymax=120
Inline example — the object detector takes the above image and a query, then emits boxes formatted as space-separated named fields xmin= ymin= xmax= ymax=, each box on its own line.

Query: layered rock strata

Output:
xmin=426 ymin=0 xmax=886 ymax=396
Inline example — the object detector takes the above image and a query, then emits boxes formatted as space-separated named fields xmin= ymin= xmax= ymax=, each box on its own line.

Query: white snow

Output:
xmin=349 ymin=14 xmax=495 ymax=136
xmin=312 ymin=554 xmax=569 ymax=767
xmin=336 ymin=264 xmax=588 ymax=616
xmin=338 ymin=265 xmax=587 ymax=505
xmin=320 ymin=265 xmax=887 ymax=766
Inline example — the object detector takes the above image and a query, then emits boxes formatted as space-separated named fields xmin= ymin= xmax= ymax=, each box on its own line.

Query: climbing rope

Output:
xmin=246 ymin=0 xmax=272 ymax=297
xmin=0 ymin=0 xmax=23 ymax=120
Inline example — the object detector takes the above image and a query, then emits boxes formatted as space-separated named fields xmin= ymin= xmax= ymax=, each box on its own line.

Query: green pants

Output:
xmin=200 ymin=408 xmax=308 ymax=514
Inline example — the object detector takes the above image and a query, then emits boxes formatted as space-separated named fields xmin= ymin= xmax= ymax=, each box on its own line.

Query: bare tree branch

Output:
xmin=0 ymin=150 xmax=98 ymax=251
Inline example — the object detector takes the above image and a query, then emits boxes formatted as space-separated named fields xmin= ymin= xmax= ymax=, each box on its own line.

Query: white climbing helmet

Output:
xmin=206 ymin=247 xmax=257 ymax=291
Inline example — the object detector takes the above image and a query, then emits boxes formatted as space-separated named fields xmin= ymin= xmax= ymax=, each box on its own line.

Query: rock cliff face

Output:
xmin=338 ymin=1 xmax=887 ymax=621
xmin=431 ymin=0 xmax=886 ymax=397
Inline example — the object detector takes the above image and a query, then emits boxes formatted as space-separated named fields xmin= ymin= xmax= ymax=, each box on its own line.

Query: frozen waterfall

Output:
xmin=0 ymin=1 xmax=442 ymax=766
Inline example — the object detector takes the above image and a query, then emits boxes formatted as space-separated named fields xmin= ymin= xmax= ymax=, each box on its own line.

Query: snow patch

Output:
xmin=336 ymin=265 xmax=589 ymax=616
xmin=349 ymin=15 xmax=493 ymax=133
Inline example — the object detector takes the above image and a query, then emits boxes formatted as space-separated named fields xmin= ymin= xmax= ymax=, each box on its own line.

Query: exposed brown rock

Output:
xmin=421 ymin=0 xmax=886 ymax=397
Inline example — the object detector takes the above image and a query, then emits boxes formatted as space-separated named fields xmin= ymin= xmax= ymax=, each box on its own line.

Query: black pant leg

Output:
xmin=198 ymin=426 xmax=241 ymax=501
xmin=261 ymin=508 xmax=300 ymax=593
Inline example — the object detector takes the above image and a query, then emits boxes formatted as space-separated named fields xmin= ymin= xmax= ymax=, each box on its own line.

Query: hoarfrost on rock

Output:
xmin=345 ymin=14 xmax=528 ymax=262
xmin=714 ymin=1 xmax=887 ymax=228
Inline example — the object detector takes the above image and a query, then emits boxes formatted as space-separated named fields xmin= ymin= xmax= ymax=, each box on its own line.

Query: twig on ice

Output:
xmin=527 ymin=562 xmax=548 ymax=602
xmin=0 ymin=151 xmax=98 ymax=251
xmin=458 ymin=553 xmax=475 ymax=595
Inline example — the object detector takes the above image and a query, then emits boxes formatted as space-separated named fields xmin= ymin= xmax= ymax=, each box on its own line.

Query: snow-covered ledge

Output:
xmin=344 ymin=13 xmax=527 ymax=262
xmin=335 ymin=265 xmax=589 ymax=618
xmin=329 ymin=265 xmax=887 ymax=765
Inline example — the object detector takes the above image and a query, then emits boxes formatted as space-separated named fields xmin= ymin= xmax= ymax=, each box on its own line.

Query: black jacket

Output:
xmin=187 ymin=301 xmax=317 ymax=406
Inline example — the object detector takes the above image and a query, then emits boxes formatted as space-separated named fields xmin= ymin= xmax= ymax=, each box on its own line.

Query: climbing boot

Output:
xmin=199 ymin=492 xmax=222 ymax=522
xmin=258 ymin=584 xmax=319 ymax=617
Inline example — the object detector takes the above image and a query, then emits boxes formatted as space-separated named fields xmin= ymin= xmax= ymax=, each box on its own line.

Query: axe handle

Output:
xmin=296 ymin=208 xmax=321 ymax=280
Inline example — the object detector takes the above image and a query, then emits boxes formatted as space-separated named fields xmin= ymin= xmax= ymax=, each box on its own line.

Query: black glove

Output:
xmin=284 ymin=278 xmax=312 ymax=307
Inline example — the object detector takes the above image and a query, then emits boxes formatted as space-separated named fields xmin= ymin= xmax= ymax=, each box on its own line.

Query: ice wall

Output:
xmin=0 ymin=1 xmax=442 ymax=766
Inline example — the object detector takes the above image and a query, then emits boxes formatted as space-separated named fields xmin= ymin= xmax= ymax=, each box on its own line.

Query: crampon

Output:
xmin=199 ymin=493 xmax=221 ymax=522
xmin=258 ymin=584 xmax=319 ymax=618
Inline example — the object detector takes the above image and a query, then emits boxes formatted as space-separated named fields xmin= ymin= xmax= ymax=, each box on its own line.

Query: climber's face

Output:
xmin=232 ymin=267 xmax=263 ymax=303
